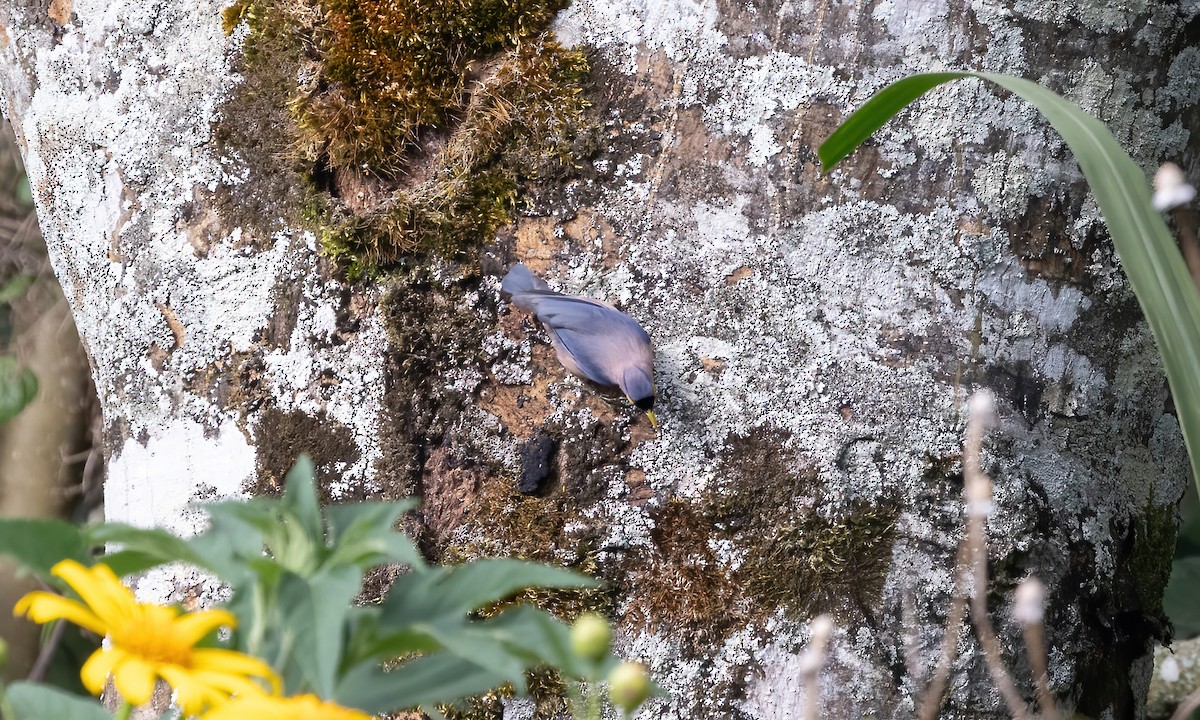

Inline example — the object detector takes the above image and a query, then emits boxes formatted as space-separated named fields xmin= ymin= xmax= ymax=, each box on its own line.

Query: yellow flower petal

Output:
xmin=159 ymin=666 xmax=234 ymax=716
xmin=13 ymin=592 xmax=107 ymax=636
xmin=19 ymin=559 xmax=275 ymax=713
xmin=80 ymin=648 xmax=120 ymax=695
xmin=111 ymin=653 xmax=159 ymax=705
xmin=52 ymin=561 xmax=134 ymax=628
xmin=172 ymin=609 xmax=237 ymax=645
xmin=200 ymin=694 xmax=372 ymax=720
xmin=192 ymin=648 xmax=279 ymax=690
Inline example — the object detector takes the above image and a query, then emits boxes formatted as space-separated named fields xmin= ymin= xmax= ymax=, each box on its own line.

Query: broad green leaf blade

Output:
xmin=821 ymin=71 xmax=1200 ymax=491
xmin=410 ymin=622 xmax=530 ymax=692
xmin=277 ymin=566 xmax=362 ymax=697
xmin=0 ymin=519 xmax=90 ymax=580
xmin=380 ymin=559 xmax=598 ymax=627
xmin=283 ymin=454 xmax=323 ymax=541
xmin=817 ymin=72 xmax=968 ymax=172
xmin=6 ymin=682 xmax=110 ymax=720
xmin=99 ymin=549 xmax=178 ymax=577
xmin=480 ymin=606 xmax=615 ymax=680
xmin=325 ymin=500 xmax=424 ymax=571
xmin=86 ymin=523 xmax=210 ymax=571
xmin=334 ymin=654 xmax=508 ymax=714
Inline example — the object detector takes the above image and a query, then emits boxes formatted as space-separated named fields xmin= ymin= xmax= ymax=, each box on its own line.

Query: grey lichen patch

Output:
xmin=1014 ymin=0 xmax=1150 ymax=33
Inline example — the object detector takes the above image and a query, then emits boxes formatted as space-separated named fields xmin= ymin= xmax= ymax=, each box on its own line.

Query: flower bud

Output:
xmin=608 ymin=661 xmax=651 ymax=714
xmin=1153 ymin=162 xmax=1196 ymax=211
xmin=1013 ymin=576 xmax=1045 ymax=624
xmin=570 ymin=613 xmax=612 ymax=662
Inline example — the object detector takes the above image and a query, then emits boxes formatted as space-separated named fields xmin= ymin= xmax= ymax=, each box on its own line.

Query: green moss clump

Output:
xmin=708 ymin=429 xmax=899 ymax=621
xmin=222 ymin=0 xmax=592 ymax=277
xmin=317 ymin=37 xmax=590 ymax=276
xmin=300 ymin=0 xmax=570 ymax=173
xmin=1130 ymin=503 xmax=1177 ymax=616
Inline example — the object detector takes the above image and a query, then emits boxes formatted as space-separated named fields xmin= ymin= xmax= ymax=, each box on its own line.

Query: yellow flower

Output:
xmin=201 ymin=693 xmax=372 ymax=720
xmin=14 ymin=560 xmax=278 ymax=714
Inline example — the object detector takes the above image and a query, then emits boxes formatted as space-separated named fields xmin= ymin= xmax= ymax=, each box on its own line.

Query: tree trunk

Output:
xmin=1 ymin=0 xmax=1196 ymax=717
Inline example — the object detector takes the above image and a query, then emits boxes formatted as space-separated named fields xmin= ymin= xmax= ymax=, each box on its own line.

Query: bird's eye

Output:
xmin=634 ymin=396 xmax=655 ymax=412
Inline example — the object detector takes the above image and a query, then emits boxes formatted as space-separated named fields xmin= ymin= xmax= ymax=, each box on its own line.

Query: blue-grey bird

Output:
xmin=502 ymin=264 xmax=657 ymax=428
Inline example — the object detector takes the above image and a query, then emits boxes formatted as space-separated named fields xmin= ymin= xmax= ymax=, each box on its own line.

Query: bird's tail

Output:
xmin=501 ymin=263 xmax=551 ymax=295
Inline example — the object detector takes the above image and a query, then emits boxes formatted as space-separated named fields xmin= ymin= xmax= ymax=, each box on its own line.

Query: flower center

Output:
xmin=109 ymin=606 xmax=194 ymax=667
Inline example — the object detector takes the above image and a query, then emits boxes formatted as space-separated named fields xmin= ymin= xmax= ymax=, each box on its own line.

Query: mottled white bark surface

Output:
xmin=1 ymin=0 xmax=1197 ymax=717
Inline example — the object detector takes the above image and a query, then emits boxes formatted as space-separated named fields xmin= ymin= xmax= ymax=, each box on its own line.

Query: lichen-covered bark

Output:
xmin=1 ymin=0 xmax=1197 ymax=718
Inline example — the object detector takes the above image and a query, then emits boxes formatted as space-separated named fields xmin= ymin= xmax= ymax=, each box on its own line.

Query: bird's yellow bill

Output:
xmin=646 ymin=410 xmax=658 ymax=429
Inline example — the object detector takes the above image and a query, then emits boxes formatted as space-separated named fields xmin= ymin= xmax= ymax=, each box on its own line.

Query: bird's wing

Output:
xmin=531 ymin=295 xmax=648 ymax=340
xmin=534 ymin=297 xmax=650 ymax=387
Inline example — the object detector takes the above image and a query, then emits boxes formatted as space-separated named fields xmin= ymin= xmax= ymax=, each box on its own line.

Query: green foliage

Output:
xmin=819 ymin=72 xmax=1200 ymax=498
xmin=0 ymin=455 xmax=617 ymax=717
xmin=0 ymin=274 xmax=39 ymax=424
xmin=5 ymin=683 xmax=111 ymax=720
xmin=0 ymin=519 xmax=89 ymax=580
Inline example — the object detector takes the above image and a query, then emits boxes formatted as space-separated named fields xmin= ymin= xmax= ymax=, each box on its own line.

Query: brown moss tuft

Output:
xmin=298 ymin=0 xmax=569 ymax=173
xmin=252 ymin=407 xmax=360 ymax=501
xmin=622 ymin=498 xmax=743 ymax=646
xmin=219 ymin=0 xmax=593 ymax=277
xmin=708 ymin=428 xmax=900 ymax=623
xmin=316 ymin=37 xmax=591 ymax=276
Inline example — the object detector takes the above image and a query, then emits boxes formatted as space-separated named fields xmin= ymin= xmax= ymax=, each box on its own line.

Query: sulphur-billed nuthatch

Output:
xmin=502 ymin=264 xmax=657 ymax=428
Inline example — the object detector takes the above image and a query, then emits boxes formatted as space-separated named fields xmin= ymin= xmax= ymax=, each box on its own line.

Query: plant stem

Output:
xmin=587 ymin=681 xmax=601 ymax=720
xmin=114 ymin=700 xmax=133 ymax=720
xmin=962 ymin=394 xmax=1032 ymax=720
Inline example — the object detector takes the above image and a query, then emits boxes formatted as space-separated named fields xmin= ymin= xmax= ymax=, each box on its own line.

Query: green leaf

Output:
xmin=276 ymin=566 xmax=363 ymax=697
xmin=13 ymin=174 xmax=32 ymax=208
xmin=820 ymin=72 xmax=1200 ymax=492
xmin=324 ymin=500 xmax=424 ymax=571
xmin=817 ymin=72 xmax=969 ymax=172
xmin=0 ymin=357 xmax=38 ymax=424
xmin=283 ymin=454 xmax=322 ymax=541
xmin=203 ymin=499 xmax=322 ymax=575
xmin=409 ymin=622 xmax=530 ymax=692
xmin=6 ymin=682 xmax=110 ymax=720
xmin=481 ymin=606 xmax=615 ymax=680
xmin=334 ymin=654 xmax=508 ymax=714
xmin=0 ymin=519 xmax=90 ymax=580
xmin=380 ymin=559 xmax=597 ymax=627
xmin=98 ymin=549 xmax=178 ymax=577
xmin=86 ymin=523 xmax=210 ymax=571
xmin=0 ymin=274 xmax=34 ymax=304
xmin=187 ymin=511 xmax=265 ymax=585
xmin=1165 ymin=556 xmax=1200 ymax=637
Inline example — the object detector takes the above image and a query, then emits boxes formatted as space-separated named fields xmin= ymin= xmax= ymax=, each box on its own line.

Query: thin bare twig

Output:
xmin=963 ymin=391 xmax=1033 ymax=720
xmin=917 ymin=538 xmax=969 ymax=720
xmin=1014 ymin=577 xmax=1059 ymax=720
xmin=799 ymin=615 xmax=834 ymax=720
xmin=26 ymin=617 xmax=67 ymax=683
xmin=1168 ymin=685 xmax=1200 ymax=720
